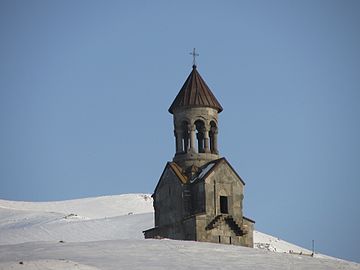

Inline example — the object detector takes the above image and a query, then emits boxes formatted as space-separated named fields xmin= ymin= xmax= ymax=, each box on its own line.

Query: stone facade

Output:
xmin=143 ymin=65 xmax=254 ymax=247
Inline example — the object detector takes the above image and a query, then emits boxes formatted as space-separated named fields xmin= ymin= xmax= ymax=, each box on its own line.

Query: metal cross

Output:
xmin=189 ymin=48 xmax=199 ymax=66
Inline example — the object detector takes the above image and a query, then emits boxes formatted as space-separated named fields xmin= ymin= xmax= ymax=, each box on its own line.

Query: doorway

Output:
xmin=220 ymin=196 xmax=228 ymax=214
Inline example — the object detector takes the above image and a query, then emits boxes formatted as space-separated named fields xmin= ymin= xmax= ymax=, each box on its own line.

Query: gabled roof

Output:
xmin=243 ymin=216 xmax=256 ymax=224
xmin=153 ymin=158 xmax=245 ymax=195
xmin=168 ymin=65 xmax=223 ymax=114
xmin=153 ymin=162 xmax=188 ymax=194
xmin=168 ymin=162 xmax=188 ymax=184
xmin=190 ymin=158 xmax=246 ymax=185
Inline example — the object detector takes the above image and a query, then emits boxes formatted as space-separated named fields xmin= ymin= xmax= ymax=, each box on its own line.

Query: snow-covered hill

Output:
xmin=0 ymin=194 xmax=153 ymax=244
xmin=0 ymin=194 xmax=358 ymax=270
xmin=0 ymin=194 xmax=153 ymax=219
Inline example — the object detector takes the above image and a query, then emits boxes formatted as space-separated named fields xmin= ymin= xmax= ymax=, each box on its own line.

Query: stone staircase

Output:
xmin=206 ymin=215 xmax=224 ymax=230
xmin=225 ymin=216 xmax=246 ymax=236
xmin=206 ymin=214 xmax=247 ymax=236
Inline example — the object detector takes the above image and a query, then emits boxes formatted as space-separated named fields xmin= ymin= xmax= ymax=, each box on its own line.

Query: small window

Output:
xmin=220 ymin=196 xmax=228 ymax=214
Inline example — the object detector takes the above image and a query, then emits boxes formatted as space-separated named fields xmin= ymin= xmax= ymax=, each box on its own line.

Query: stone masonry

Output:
xmin=143 ymin=64 xmax=255 ymax=247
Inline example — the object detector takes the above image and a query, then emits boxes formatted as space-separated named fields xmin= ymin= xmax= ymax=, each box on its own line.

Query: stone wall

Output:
xmin=144 ymin=217 xmax=196 ymax=241
xmin=204 ymin=162 xmax=244 ymax=219
xmin=154 ymin=167 xmax=185 ymax=227
xmin=146 ymin=159 xmax=254 ymax=248
xmin=242 ymin=218 xmax=255 ymax=247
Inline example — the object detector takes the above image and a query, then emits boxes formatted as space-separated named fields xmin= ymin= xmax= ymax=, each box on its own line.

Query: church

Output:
xmin=144 ymin=60 xmax=255 ymax=247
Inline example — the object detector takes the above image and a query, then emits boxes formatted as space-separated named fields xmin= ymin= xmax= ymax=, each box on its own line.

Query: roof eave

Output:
xmin=169 ymin=104 xmax=223 ymax=114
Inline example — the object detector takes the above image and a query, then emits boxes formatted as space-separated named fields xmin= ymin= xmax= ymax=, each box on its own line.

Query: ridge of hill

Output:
xmin=0 ymin=194 xmax=358 ymax=270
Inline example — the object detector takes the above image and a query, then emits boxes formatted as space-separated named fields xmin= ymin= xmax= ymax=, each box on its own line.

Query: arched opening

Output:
xmin=195 ymin=120 xmax=205 ymax=153
xmin=209 ymin=121 xmax=218 ymax=154
xmin=181 ymin=121 xmax=190 ymax=153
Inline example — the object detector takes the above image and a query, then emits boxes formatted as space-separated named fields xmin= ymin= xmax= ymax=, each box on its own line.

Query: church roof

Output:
xmin=190 ymin=158 xmax=246 ymax=185
xmin=243 ymin=216 xmax=256 ymax=224
xmin=168 ymin=162 xmax=188 ymax=184
xmin=168 ymin=65 xmax=223 ymax=114
xmin=152 ymin=162 xmax=188 ymax=195
xmin=153 ymin=158 xmax=245 ymax=196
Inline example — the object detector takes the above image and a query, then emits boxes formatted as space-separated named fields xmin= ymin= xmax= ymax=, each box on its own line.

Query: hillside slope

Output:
xmin=0 ymin=193 xmax=318 ymax=256
xmin=0 ymin=194 xmax=153 ymax=218
xmin=1 ymin=239 xmax=359 ymax=270
xmin=0 ymin=194 xmax=153 ymax=244
xmin=0 ymin=194 xmax=358 ymax=270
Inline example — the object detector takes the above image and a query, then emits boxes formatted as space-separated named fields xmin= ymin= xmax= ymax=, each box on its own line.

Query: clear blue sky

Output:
xmin=1 ymin=0 xmax=359 ymax=263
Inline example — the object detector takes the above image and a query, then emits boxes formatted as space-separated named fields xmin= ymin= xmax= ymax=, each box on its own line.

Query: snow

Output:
xmin=0 ymin=194 xmax=358 ymax=270
xmin=0 ymin=259 xmax=99 ymax=270
xmin=0 ymin=207 xmax=153 ymax=244
xmin=0 ymin=193 xmax=153 ymax=244
xmin=0 ymin=193 xmax=153 ymax=219
xmin=1 ymin=239 xmax=359 ymax=270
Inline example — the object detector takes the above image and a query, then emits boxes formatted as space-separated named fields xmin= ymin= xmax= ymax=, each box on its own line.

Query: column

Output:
xmin=189 ymin=124 xmax=196 ymax=153
xmin=203 ymin=126 xmax=210 ymax=153
xmin=213 ymin=130 xmax=219 ymax=154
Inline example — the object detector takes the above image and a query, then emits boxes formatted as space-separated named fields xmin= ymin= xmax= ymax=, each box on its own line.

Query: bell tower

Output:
xmin=169 ymin=64 xmax=223 ymax=170
xmin=144 ymin=59 xmax=255 ymax=248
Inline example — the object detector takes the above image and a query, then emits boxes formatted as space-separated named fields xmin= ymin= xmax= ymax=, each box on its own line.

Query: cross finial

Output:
xmin=189 ymin=48 xmax=199 ymax=67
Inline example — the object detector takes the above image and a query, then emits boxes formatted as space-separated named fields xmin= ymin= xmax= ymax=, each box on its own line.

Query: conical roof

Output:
xmin=168 ymin=65 xmax=223 ymax=114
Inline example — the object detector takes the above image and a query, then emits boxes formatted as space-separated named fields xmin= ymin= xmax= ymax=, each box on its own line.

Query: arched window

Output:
xmin=181 ymin=121 xmax=189 ymax=152
xmin=195 ymin=120 xmax=205 ymax=153
xmin=209 ymin=121 xmax=218 ymax=154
